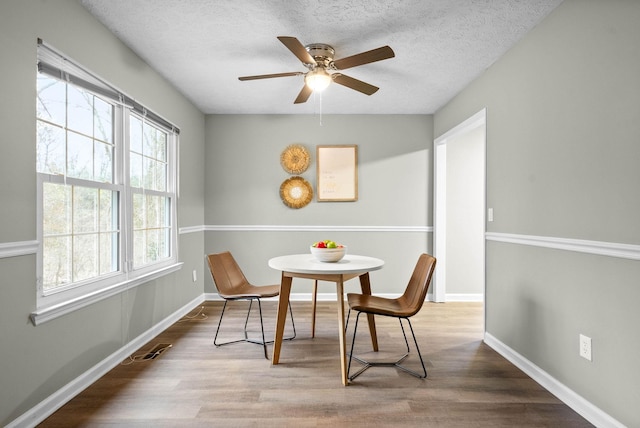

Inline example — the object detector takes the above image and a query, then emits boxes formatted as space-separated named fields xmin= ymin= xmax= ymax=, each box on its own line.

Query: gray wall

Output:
xmin=0 ymin=1 xmax=205 ymax=425
xmin=435 ymin=0 xmax=640 ymax=426
xmin=204 ymin=115 xmax=434 ymax=295
xmin=2 ymin=0 xmax=637 ymax=426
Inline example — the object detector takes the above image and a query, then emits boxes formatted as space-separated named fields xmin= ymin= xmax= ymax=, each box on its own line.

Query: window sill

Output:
xmin=30 ymin=262 xmax=184 ymax=326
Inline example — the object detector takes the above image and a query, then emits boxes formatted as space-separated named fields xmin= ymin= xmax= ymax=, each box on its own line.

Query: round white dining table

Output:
xmin=268 ymin=254 xmax=384 ymax=386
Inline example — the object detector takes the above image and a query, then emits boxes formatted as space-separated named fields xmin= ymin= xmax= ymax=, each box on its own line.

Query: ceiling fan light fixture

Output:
xmin=305 ymin=68 xmax=332 ymax=92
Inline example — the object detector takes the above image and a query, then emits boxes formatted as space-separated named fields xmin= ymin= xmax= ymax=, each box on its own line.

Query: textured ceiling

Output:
xmin=80 ymin=0 xmax=563 ymax=115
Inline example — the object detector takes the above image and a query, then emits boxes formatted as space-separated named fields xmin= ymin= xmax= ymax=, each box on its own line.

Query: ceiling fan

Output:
xmin=238 ymin=36 xmax=395 ymax=104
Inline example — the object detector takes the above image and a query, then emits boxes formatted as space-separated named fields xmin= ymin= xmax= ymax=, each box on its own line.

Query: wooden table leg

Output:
xmin=336 ymin=276 xmax=348 ymax=386
xmin=272 ymin=273 xmax=292 ymax=365
xmin=359 ymin=272 xmax=379 ymax=351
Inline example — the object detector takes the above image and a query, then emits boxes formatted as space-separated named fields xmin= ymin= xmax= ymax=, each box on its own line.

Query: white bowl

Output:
xmin=310 ymin=245 xmax=347 ymax=263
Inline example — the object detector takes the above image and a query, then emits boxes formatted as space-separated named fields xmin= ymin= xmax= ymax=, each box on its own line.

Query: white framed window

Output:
xmin=33 ymin=40 xmax=180 ymax=324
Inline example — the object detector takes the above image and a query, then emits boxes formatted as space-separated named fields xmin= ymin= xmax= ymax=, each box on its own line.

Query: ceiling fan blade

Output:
xmin=277 ymin=36 xmax=316 ymax=65
xmin=332 ymin=73 xmax=379 ymax=95
xmin=238 ymin=72 xmax=302 ymax=81
xmin=294 ymin=84 xmax=313 ymax=104
xmin=332 ymin=45 xmax=395 ymax=70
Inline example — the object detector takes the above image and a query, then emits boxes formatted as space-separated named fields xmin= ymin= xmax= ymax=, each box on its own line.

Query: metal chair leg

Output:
xmin=287 ymin=301 xmax=297 ymax=340
xmin=395 ymin=318 xmax=427 ymax=378
xmin=213 ymin=300 xmax=230 ymax=346
xmin=347 ymin=311 xmax=427 ymax=380
xmin=214 ymin=298 xmax=297 ymax=359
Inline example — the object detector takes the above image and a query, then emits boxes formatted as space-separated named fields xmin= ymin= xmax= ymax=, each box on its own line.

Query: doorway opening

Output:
xmin=433 ymin=109 xmax=486 ymax=304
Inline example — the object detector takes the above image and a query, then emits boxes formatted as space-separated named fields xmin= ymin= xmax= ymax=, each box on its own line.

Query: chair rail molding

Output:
xmin=0 ymin=240 xmax=38 ymax=259
xmin=204 ymin=224 xmax=432 ymax=233
xmin=486 ymin=232 xmax=640 ymax=261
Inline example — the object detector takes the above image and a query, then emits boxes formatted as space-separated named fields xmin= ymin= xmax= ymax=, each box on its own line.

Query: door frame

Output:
xmin=433 ymin=108 xmax=486 ymax=302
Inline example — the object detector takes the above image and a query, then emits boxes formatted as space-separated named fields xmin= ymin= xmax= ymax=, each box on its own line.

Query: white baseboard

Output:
xmin=206 ymin=293 xmax=483 ymax=303
xmin=484 ymin=332 xmax=625 ymax=428
xmin=205 ymin=292 xmax=401 ymax=302
xmin=444 ymin=293 xmax=483 ymax=302
xmin=7 ymin=295 xmax=205 ymax=428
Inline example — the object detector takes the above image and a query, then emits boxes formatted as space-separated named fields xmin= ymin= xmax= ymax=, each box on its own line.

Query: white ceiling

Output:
xmin=80 ymin=0 xmax=563 ymax=115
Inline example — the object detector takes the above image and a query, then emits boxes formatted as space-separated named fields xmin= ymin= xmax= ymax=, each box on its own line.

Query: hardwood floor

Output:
xmin=39 ymin=301 xmax=592 ymax=427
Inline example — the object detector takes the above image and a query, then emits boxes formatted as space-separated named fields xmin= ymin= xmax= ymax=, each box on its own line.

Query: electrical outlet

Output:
xmin=579 ymin=334 xmax=592 ymax=361
xmin=192 ymin=270 xmax=197 ymax=282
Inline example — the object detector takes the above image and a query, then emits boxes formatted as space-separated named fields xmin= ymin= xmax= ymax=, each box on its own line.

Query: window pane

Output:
xmin=99 ymin=189 xmax=118 ymax=232
xmin=146 ymin=229 xmax=160 ymax=263
xmin=130 ymin=115 xmax=142 ymax=154
xmin=133 ymin=230 xmax=145 ymax=267
xmin=158 ymin=228 xmax=170 ymax=258
xmin=142 ymin=229 xmax=169 ymax=264
xmin=43 ymin=236 xmax=71 ymax=290
xmin=146 ymin=195 xmax=168 ymax=228
xmin=132 ymin=193 xmax=144 ymax=229
xmin=132 ymin=195 xmax=170 ymax=268
xmin=37 ymin=75 xmax=66 ymax=126
xmin=37 ymin=122 xmax=66 ymax=175
xmin=130 ymin=152 xmax=143 ymax=188
xmin=154 ymin=160 xmax=167 ymax=191
xmin=99 ymin=232 xmax=118 ymax=275
xmin=73 ymin=234 xmax=98 ymax=282
xmin=143 ymin=123 xmax=157 ymax=157
xmin=67 ymin=131 xmax=94 ymax=180
xmin=67 ymin=85 xmax=93 ymax=136
xmin=94 ymin=97 xmax=113 ymax=144
xmin=94 ymin=140 xmax=113 ymax=183
xmin=73 ymin=186 xmax=98 ymax=233
xmin=144 ymin=123 xmax=167 ymax=162
xmin=43 ymin=182 xmax=71 ymax=235
xmin=144 ymin=157 xmax=166 ymax=191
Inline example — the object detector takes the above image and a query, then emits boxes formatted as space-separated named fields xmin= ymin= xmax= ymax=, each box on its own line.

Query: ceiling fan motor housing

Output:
xmin=304 ymin=43 xmax=335 ymax=68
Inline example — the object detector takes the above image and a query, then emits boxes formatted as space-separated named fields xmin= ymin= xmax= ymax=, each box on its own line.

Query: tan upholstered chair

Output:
xmin=206 ymin=251 xmax=296 ymax=359
xmin=346 ymin=253 xmax=436 ymax=380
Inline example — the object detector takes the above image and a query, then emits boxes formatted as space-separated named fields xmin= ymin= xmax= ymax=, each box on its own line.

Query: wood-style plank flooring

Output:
xmin=39 ymin=301 xmax=592 ymax=427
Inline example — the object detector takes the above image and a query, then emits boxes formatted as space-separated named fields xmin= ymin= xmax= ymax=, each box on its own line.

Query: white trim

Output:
xmin=204 ymin=292 xmax=401 ymax=302
xmin=179 ymin=225 xmax=205 ymax=234
xmin=444 ymin=293 xmax=483 ymax=302
xmin=433 ymin=108 xmax=487 ymax=304
xmin=8 ymin=295 xmax=203 ymax=428
xmin=484 ymin=333 xmax=625 ymax=428
xmin=204 ymin=224 xmax=432 ymax=233
xmin=180 ymin=225 xmax=433 ymax=234
xmin=433 ymin=141 xmax=447 ymax=302
xmin=435 ymin=109 xmax=487 ymax=143
xmin=30 ymin=262 xmax=183 ymax=325
xmin=486 ymin=232 xmax=640 ymax=261
xmin=0 ymin=240 xmax=38 ymax=258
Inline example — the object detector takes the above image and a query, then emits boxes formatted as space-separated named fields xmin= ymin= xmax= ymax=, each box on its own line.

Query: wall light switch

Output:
xmin=192 ymin=270 xmax=197 ymax=282
xmin=488 ymin=208 xmax=494 ymax=222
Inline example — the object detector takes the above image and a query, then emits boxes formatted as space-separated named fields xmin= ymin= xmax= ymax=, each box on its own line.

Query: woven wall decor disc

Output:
xmin=280 ymin=144 xmax=310 ymax=174
xmin=280 ymin=176 xmax=313 ymax=209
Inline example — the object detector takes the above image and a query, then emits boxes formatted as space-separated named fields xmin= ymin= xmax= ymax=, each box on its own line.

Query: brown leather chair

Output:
xmin=346 ymin=253 xmax=436 ymax=380
xmin=206 ymin=251 xmax=296 ymax=359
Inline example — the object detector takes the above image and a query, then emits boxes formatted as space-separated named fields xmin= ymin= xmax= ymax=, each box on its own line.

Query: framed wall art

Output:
xmin=316 ymin=145 xmax=358 ymax=202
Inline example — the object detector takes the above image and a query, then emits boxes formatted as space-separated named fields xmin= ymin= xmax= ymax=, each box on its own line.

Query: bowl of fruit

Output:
xmin=310 ymin=240 xmax=347 ymax=262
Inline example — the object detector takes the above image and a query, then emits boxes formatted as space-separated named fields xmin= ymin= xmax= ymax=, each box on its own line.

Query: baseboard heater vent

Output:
xmin=142 ymin=343 xmax=172 ymax=360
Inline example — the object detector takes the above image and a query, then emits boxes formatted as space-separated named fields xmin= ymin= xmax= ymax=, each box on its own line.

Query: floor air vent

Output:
xmin=142 ymin=343 xmax=172 ymax=360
